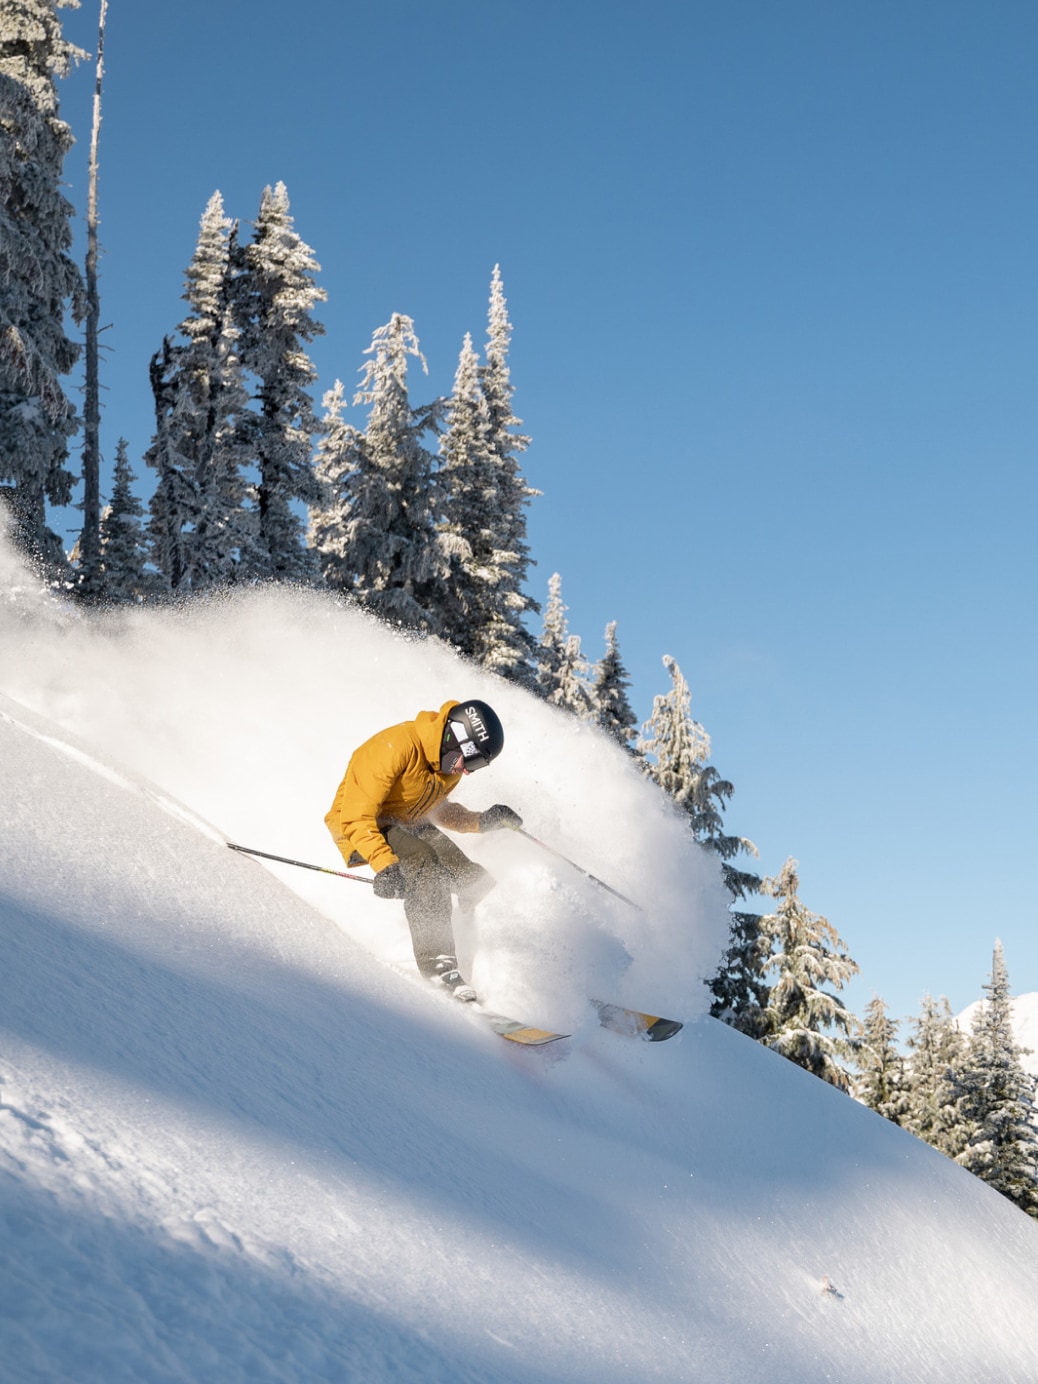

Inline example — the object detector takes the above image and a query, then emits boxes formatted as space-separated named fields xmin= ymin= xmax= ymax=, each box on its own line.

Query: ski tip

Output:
xmin=643 ymin=1017 xmax=683 ymax=1042
xmin=591 ymin=1000 xmax=684 ymax=1043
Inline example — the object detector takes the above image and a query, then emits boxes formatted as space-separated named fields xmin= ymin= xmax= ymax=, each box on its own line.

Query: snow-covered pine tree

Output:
xmin=0 ymin=0 xmax=85 ymax=568
xmin=144 ymin=193 xmax=254 ymax=592
xmin=337 ymin=313 xmax=446 ymax=629
xmin=639 ymin=655 xmax=758 ymax=876
xmin=536 ymin=572 xmax=595 ymax=716
xmin=705 ymin=908 xmax=774 ymax=1041
xmin=536 ymin=571 xmax=567 ymax=699
xmin=558 ymin=634 xmax=595 ymax=717
xmin=437 ymin=332 xmax=497 ymax=653
xmin=477 ymin=265 xmax=539 ymax=685
xmin=308 ymin=378 xmax=361 ymax=592
xmin=97 ymin=437 xmax=149 ymax=601
xmin=639 ymin=653 xmax=717 ymax=825
xmin=76 ymin=0 xmax=107 ymax=595
xmin=592 ymin=621 xmax=639 ymax=752
xmin=760 ymin=857 xmax=860 ymax=1091
xmin=235 ymin=181 xmax=325 ymax=582
xmin=639 ymin=654 xmax=766 ymax=1032
xmin=144 ymin=337 xmax=191 ymax=592
xmin=855 ymin=995 xmax=910 ymax=1126
xmin=952 ymin=942 xmax=1038 ymax=1217
xmin=178 ymin=193 xmax=255 ymax=585
xmin=903 ymin=994 xmax=970 ymax=1158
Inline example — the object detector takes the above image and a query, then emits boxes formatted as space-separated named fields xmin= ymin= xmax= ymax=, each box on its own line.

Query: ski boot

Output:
xmin=430 ymin=955 xmax=477 ymax=1003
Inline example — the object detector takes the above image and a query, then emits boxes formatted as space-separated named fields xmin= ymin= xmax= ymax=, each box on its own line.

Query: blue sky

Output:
xmin=50 ymin=0 xmax=1038 ymax=1028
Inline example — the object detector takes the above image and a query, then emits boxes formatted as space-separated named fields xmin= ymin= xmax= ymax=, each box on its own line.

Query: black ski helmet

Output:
xmin=444 ymin=699 xmax=504 ymax=772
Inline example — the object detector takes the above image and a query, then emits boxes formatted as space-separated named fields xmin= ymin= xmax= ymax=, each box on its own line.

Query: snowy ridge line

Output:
xmin=1 ymin=709 xmax=136 ymax=792
xmin=0 ymin=694 xmax=226 ymax=844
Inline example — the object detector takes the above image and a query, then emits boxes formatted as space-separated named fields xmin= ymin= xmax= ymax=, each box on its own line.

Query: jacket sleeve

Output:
xmin=328 ymin=733 xmax=414 ymax=873
xmin=431 ymin=798 xmax=482 ymax=833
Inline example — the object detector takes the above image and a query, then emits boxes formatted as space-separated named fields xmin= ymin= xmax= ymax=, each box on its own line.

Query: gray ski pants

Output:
xmin=383 ymin=822 xmax=494 ymax=977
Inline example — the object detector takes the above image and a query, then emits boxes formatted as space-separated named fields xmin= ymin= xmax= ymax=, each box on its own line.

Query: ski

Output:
xmin=592 ymin=1001 xmax=683 ymax=1042
xmin=473 ymin=1001 xmax=681 ymax=1046
xmin=475 ymin=1007 xmax=569 ymax=1046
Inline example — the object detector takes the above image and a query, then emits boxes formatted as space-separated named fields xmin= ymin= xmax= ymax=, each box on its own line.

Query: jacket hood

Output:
xmin=413 ymin=700 xmax=461 ymax=769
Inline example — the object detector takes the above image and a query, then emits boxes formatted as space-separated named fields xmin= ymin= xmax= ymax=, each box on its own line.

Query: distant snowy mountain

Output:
xmin=3 ymin=532 xmax=1038 ymax=1383
xmin=958 ymin=991 xmax=1038 ymax=1078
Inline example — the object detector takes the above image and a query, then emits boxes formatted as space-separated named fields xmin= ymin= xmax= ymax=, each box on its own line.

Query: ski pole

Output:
xmin=227 ymin=842 xmax=373 ymax=884
xmin=512 ymin=827 xmax=643 ymax=911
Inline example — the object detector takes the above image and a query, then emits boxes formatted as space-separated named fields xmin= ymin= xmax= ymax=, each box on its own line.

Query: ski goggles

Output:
xmin=440 ymin=720 xmax=493 ymax=774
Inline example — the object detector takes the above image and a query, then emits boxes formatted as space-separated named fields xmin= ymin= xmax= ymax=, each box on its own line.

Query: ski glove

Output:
xmin=478 ymin=804 xmax=523 ymax=833
xmin=372 ymin=861 xmax=407 ymax=899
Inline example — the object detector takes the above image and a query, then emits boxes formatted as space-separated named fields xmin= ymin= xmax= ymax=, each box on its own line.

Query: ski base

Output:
xmin=592 ymin=1001 xmax=683 ymax=1042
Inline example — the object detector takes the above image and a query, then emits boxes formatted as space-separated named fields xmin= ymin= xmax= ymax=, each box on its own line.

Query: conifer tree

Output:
xmin=178 ymin=193 xmax=254 ymax=585
xmin=640 ymin=654 xmax=765 ymax=1032
xmin=478 ymin=265 xmax=539 ymax=684
xmin=903 ymin=994 xmax=969 ymax=1158
xmin=235 ymin=181 xmax=325 ymax=582
xmin=760 ymin=857 xmax=860 ymax=1091
xmin=558 ymin=633 xmax=595 ymax=717
xmin=308 ymin=379 xmax=360 ymax=591
xmin=536 ymin=571 xmax=567 ymax=700
xmin=143 ymin=337 xmax=190 ymax=592
xmin=144 ymin=193 xmax=254 ymax=592
xmin=953 ymin=943 xmax=1038 ymax=1217
xmin=0 ymin=0 xmax=85 ymax=567
xmin=706 ymin=908 xmax=774 ymax=1041
xmin=97 ymin=438 xmax=149 ymax=601
xmin=337 ymin=313 xmax=446 ymax=629
xmin=856 ymin=995 xmax=910 ymax=1125
xmin=438 ymin=332 xmax=497 ymax=652
xmin=592 ymin=621 xmax=638 ymax=751
xmin=536 ymin=572 xmax=594 ymax=716
xmin=639 ymin=654 xmax=718 ymax=825
xmin=639 ymin=656 xmax=757 ymax=876
xmin=77 ymin=0 xmax=107 ymax=594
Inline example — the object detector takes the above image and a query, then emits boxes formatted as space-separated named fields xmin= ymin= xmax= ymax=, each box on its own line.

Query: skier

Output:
xmin=325 ymin=699 xmax=522 ymax=1002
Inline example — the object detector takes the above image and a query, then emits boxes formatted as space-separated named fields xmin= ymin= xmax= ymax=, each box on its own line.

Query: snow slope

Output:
xmin=2 ymin=543 xmax=1038 ymax=1382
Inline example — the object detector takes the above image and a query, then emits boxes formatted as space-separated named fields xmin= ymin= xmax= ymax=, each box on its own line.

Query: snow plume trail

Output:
xmin=0 ymin=528 xmax=730 ymax=1032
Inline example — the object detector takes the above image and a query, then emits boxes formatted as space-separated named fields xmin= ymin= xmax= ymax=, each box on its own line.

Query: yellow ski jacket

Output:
xmin=325 ymin=700 xmax=481 ymax=873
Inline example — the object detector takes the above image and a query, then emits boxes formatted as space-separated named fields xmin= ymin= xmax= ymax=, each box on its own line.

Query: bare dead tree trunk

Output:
xmin=79 ymin=0 xmax=108 ymax=592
